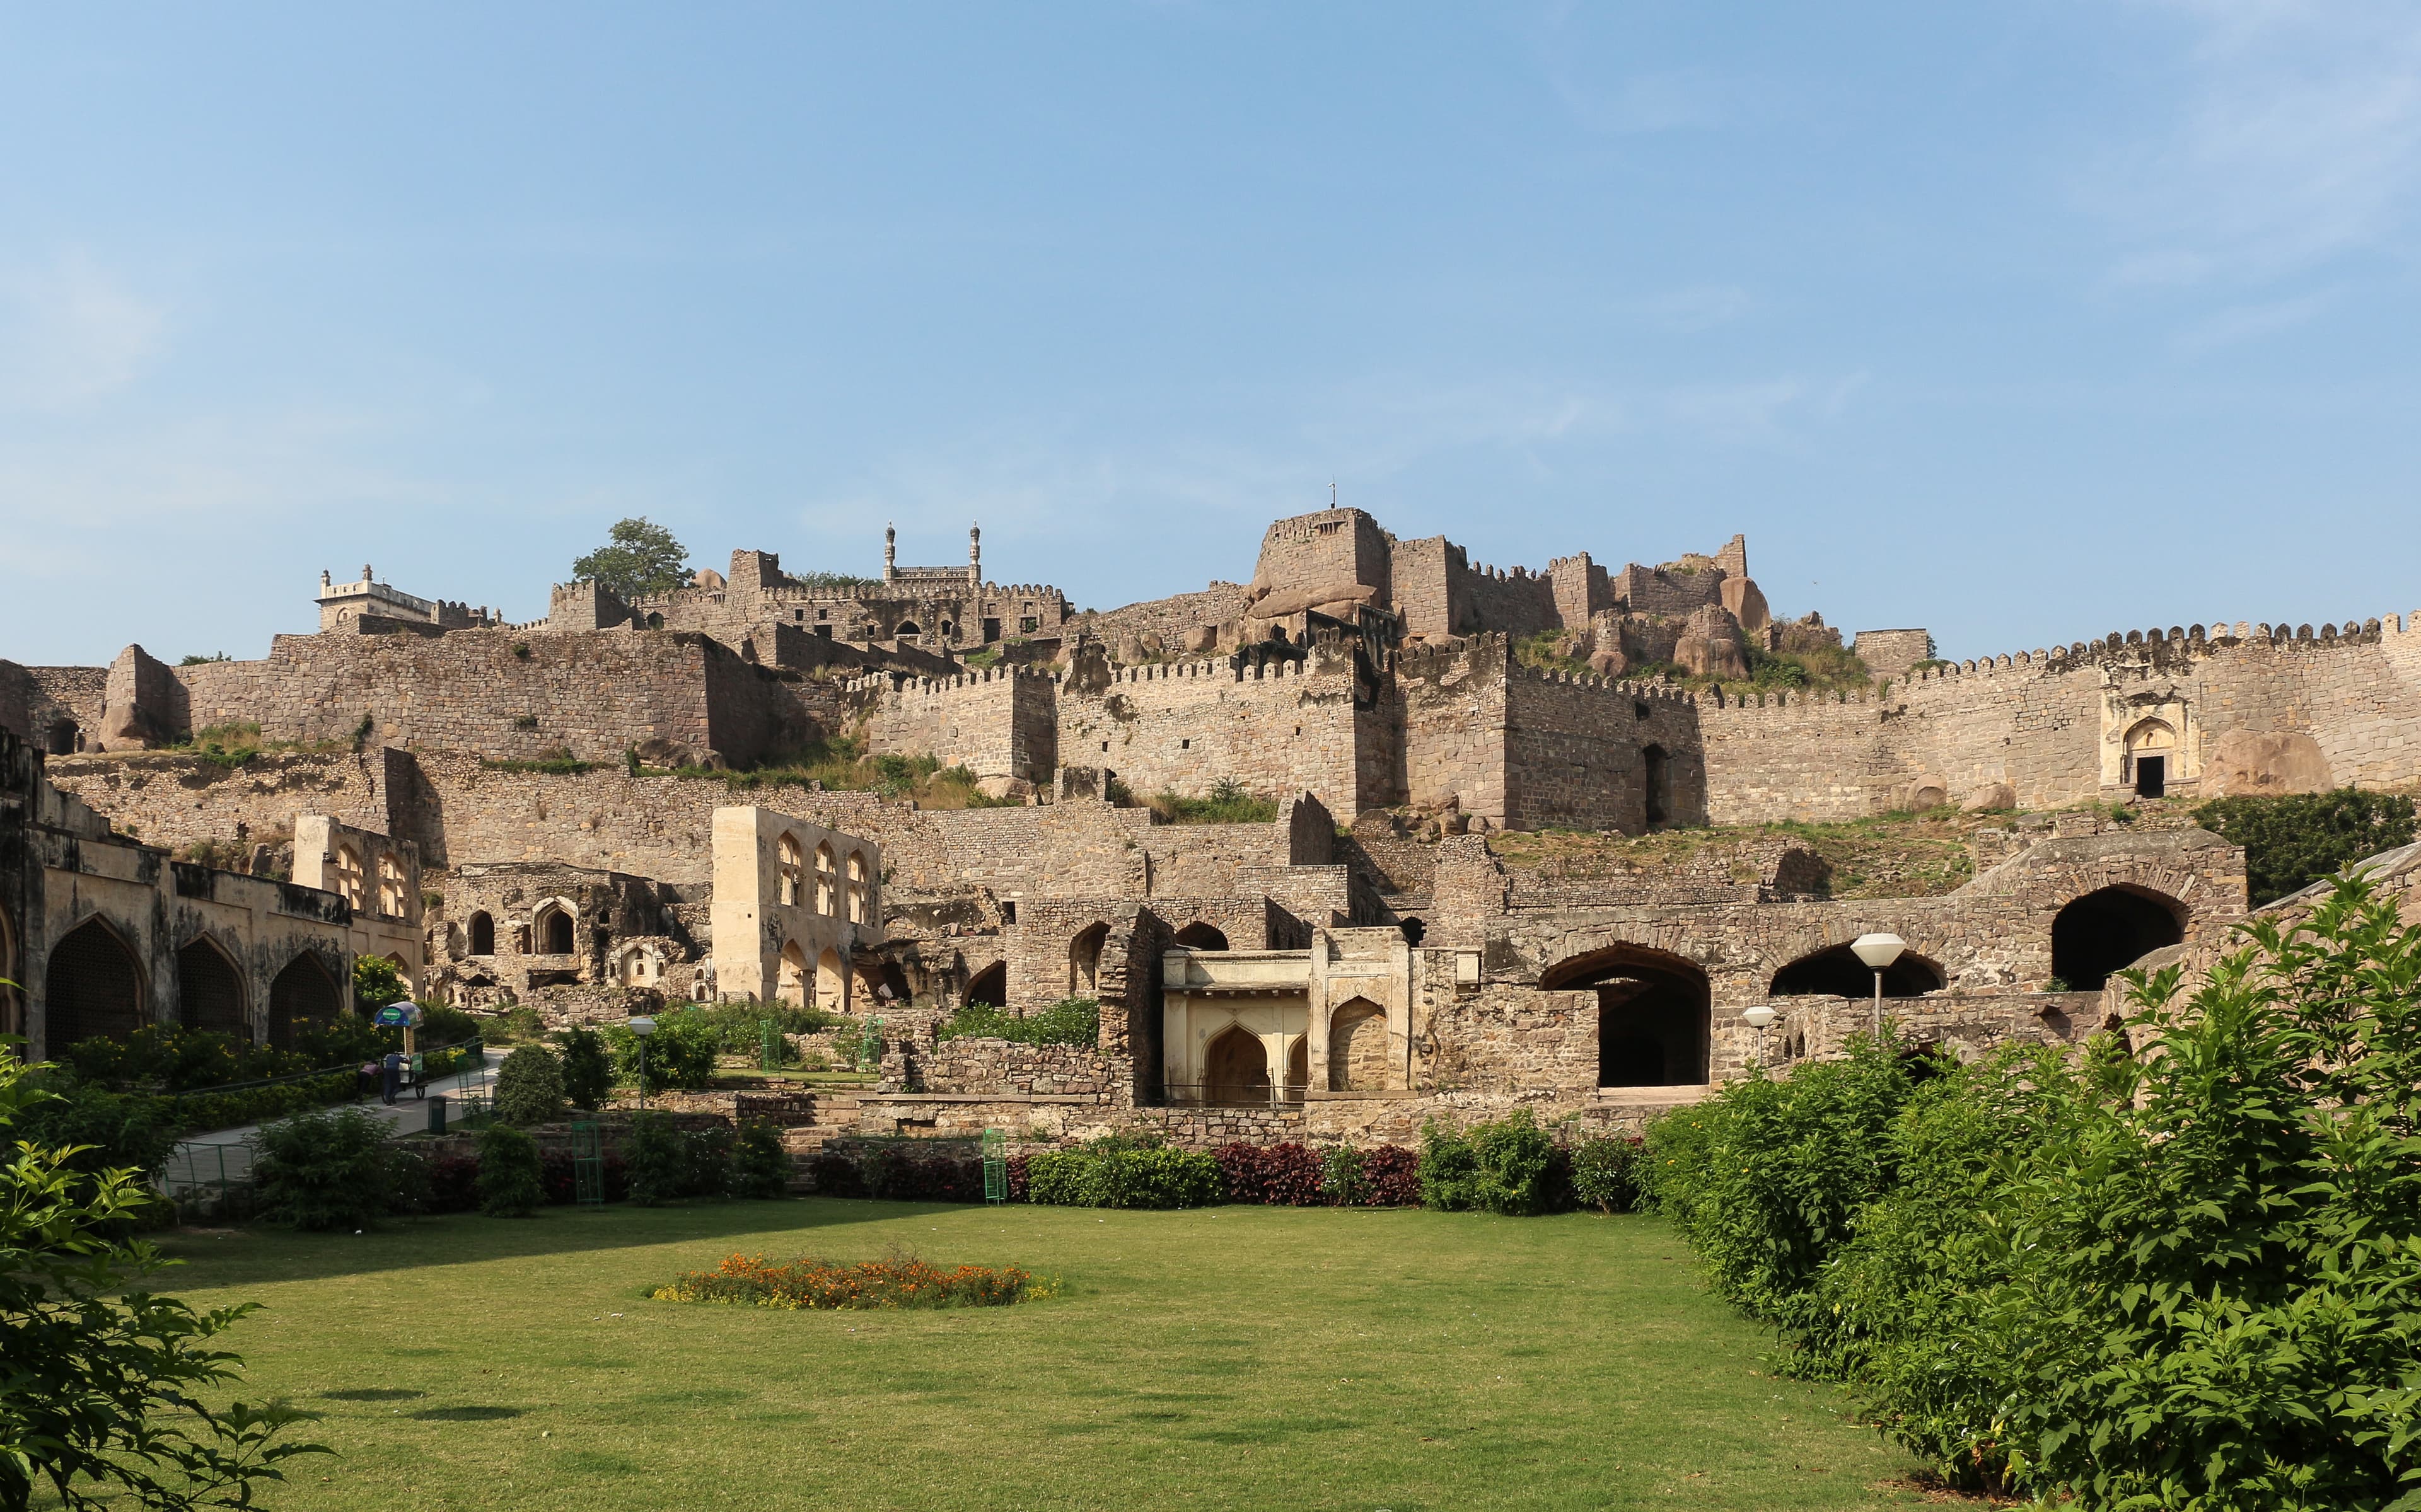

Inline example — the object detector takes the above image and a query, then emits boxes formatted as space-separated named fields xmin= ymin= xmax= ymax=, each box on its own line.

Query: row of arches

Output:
xmin=1552 ymin=885 xmax=2190 ymax=1088
xmin=1190 ymin=996 xmax=1393 ymax=1102
xmin=37 ymin=916 xmax=346 ymax=1051
xmin=460 ymin=903 xmax=574 ymax=957
xmin=327 ymin=845 xmax=410 ymax=918
xmin=775 ymin=834 xmax=871 ymax=923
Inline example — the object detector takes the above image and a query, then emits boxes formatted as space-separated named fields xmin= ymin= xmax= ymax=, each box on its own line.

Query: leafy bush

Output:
xmin=1025 ymin=1140 xmax=1221 ymax=1209
xmin=623 ymin=1112 xmax=688 ymax=1206
xmin=936 ymin=996 xmax=1101 ymax=1047
xmin=604 ymin=1016 xmax=717 ymax=1092
xmin=1 ymin=1044 xmax=327 ymax=1507
xmin=1149 ymin=777 xmax=1280 ymax=825
xmin=731 ymin=1121 xmax=792 ymax=1199
xmin=13 ymin=1075 xmax=183 ymax=1180
xmin=1569 ymin=1134 xmax=1643 ymax=1213
xmin=253 ymin=1107 xmax=423 ymax=1230
xmin=1419 ymin=1111 xmax=1565 ymax=1215
xmin=416 ymin=1001 xmax=483 ymax=1046
xmin=806 ymin=1148 xmax=984 ymax=1202
xmin=559 ymin=1025 xmax=613 ymax=1111
xmin=479 ymin=1003 xmax=547 ymax=1044
xmin=492 ymin=1044 xmax=566 ymax=1126
xmin=683 ymin=998 xmax=839 ymax=1056
xmin=165 ymin=1070 xmax=358 ymax=1138
xmin=475 ymin=1125 xmax=544 ymax=1217
xmin=652 ymin=1252 xmax=1050 ymax=1310
xmin=2194 ymin=786 xmax=2418 ymax=905
xmin=1214 ymin=1141 xmax=1327 ymax=1205
xmin=352 ymin=955 xmax=408 ymax=1013
xmin=1652 ymin=875 xmax=2421 ymax=1507
xmin=1360 ymin=1145 xmax=1420 ymax=1207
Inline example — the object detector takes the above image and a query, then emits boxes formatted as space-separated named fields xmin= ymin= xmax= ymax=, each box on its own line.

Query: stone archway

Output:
xmin=1173 ymin=921 xmax=1229 ymax=950
xmin=2052 ymin=885 xmax=2185 ymax=991
xmin=1770 ymin=943 xmax=1946 ymax=1000
xmin=965 ymin=959 xmax=1006 ymax=1009
xmin=44 ymin=916 xmax=146 ymax=1049
xmin=535 ymin=903 xmax=576 ymax=955
xmin=1069 ymin=922 xmax=1110 ymax=996
xmin=466 ymin=911 xmax=496 ymax=955
xmin=816 ymin=947 xmax=847 ymax=1013
xmin=1203 ymin=1024 xmax=1269 ymax=1104
xmin=177 ymin=935 xmax=250 ymax=1038
xmin=1541 ymin=940 xmax=1712 ymax=1088
xmin=267 ymin=953 xmax=342 ymax=1051
xmin=777 ymin=941 xmax=809 ymax=1008
xmin=1327 ymin=996 xmax=1390 ymax=1092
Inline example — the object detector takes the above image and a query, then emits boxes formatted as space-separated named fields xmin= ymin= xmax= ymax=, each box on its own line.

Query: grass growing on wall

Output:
xmin=1147 ymin=777 xmax=1279 ymax=825
xmin=656 ymin=737 xmax=1018 ymax=808
xmin=153 ymin=1201 xmax=1927 ymax=1511
xmin=1489 ymin=809 xmax=1993 ymax=899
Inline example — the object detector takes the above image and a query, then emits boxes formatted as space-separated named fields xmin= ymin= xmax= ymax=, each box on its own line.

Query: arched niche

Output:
xmin=1069 ymin=922 xmax=1110 ymax=996
xmin=1203 ymin=1024 xmax=1269 ymax=1104
xmin=777 ymin=940 xmax=808 ymax=1007
xmin=534 ymin=902 xmax=576 ymax=956
xmin=176 ymin=934 xmax=250 ymax=1038
xmin=816 ymin=947 xmax=847 ymax=1013
xmin=1173 ymin=921 xmax=1229 ymax=951
xmin=267 ymin=952 xmax=342 ymax=1051
xmin=965 ymin=960 xmax=1006 ymax=1009
xmin=45 ymin=916 xmax=146 ymax=1048
xmin=466 ymin=911 xmax=496 ymax=955
xmin=1327 ymin=996 xmax=1390 ymax=1092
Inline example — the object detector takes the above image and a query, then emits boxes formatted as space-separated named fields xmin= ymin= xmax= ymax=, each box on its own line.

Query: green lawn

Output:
xmin=153 ymin=1201 xmax=1928 ymax=1511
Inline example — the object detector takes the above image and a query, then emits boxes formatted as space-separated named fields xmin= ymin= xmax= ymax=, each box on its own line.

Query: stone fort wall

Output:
xmin=842 ymin=667 xmax=1057 ymax=784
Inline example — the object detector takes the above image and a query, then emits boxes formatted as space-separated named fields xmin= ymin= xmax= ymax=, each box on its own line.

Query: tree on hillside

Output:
xmin=572 ymin=517 xmax=690 ymax=601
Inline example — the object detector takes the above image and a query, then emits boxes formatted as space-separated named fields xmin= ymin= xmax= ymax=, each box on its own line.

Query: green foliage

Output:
xmin=252 ymin=1106 xmax=424 ymax=1232
xmin=492 ymin=1044 xmax=566 ymax=1127
xmin=682 ymin=998 xmax=837 ymax=1056
xmin=1569 ymin=1134 xmax=1643 ymax=1214
xmin=12 ymin=1075 xmax=183 ymax=1182
xmin=571 ymin=516 xmax=690 ymax=600
xmin=479 ymin=754 xmax=600 ymax=775
xmin=474 ymin=1124 xmax=544 ymax=1218
xmin=604 ymin=1016 xmax=717 ymax=1093
xmin=787 ymin=570 xmax=878 ymax=592
xmin=2194 ymin=786 xmax=2418 ymax=905
xmin=559 ymin=1026 xmax=613 ymax=1111
xmin=351 ymin=955 xmax=407 ymax=1014
xmin=1149 ymin=778 xmax=1280 ymax=825
xmin=670 ymin=736 xmax=1005 ymax=809
xmin=1651 ymin=875 xmax=2421 ymax=1506
xmin=619 ymin=1112 xmax=733 ymax=1206
xmin=1025 ymin=1139 xmax=1222 ymax=1209
xmin=1320 ymin=1143 xmax=1368 ymax=1206
xmin=480 ymin=1004 xmax=546 ymax=1045
xmin=0 ymin=1042 xmax=328 ymax=1508
xmin=936 ymin=998 xmax=1100 ymax=1047
xmin=1417 ymin=1110 xmax=1560 ymax=1215
xmin=731 ymin=1121 xmax=792 ymax=1199
xmin=178 ymin=651 xmax=232 ymax=666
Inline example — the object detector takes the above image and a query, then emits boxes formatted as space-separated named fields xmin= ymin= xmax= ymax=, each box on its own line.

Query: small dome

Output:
xmin=693 ymin=568 xmax=727 ymax=591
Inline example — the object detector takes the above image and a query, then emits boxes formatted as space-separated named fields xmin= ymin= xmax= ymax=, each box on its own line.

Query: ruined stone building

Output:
xmin=4 ymin=502 xmax=2417 ymax=1143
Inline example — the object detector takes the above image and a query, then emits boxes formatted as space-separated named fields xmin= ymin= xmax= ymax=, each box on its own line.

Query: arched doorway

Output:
xmin=177 ymin=935 xmax=250 ymax=1038
xmin=333 ymin=845 xmax=364 ymax=908
xmin=466 ymin=911 xmax=496 ymax=955
xmin=816 ymin=947 xmax=847 ymax=1013
xmin=45 ymin=718 xmax=79 ymax=756
xmin=1642 ymin=744 xmax=1670 ymax=828
xmin=777 ymin=834 xmax=803 ymax=906
xmin=895 ymin=621 xmax=921 ymax=638
xmin=777 ymin=941 xmax=808 ymax=1007
xmin=815 ymin=843 xmax=837 ymax=915
xmin=44 ymin=917 xmax=146 ymax=1048
xmin=1286 ymin=1037 xmax=1307 ymax=1098
xmin=2124 ymin=718 xmax=2176 ymax=799
xmin=1770 ymin=944 xmax=1946 ymax=999
xmin=267 ymin=953 xmax=342 ymax=1051
xmin=535 ymin=903 xmax=575 ymax=955
xmin=1069 ymin=922 xmax=1109 ymax=996
xmin=965 ymin=960 xmax=1006 ymax=1009
xmin=1173 ymin=921 xmax=1229 ymax=951
xmin=1328 ymin=996 xmax=1389 ymax=1090
xmin=1543 ymin=942 xmax=1712 ymax=1088
xmin=2052 ymin=886 xmax=2185 ymax=991
xmin=1204 ymin=1025 xmax=1269 ymax=1104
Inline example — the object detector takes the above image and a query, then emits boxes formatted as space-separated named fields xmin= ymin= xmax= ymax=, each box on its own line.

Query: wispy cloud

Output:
xmin=2173 ymin=287 xmax=2338 ymax=350
xmin=2094 ymin=1 xmax=2421 ymax=285
xmin=0 ymin=253 xmax=170 ymax=408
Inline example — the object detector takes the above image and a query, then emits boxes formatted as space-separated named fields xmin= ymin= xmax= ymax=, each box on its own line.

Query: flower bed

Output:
xmin=651 ymin=1252 xmax=1052 ymax=1310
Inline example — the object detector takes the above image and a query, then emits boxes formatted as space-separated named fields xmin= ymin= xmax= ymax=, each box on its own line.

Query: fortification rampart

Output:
xmin=848 ymin=666 xmax=1058 ymax=784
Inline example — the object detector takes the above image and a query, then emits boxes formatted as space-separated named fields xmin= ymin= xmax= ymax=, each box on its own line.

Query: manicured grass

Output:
xmin=154 ymin=1201 xmax=1927 ymax=1511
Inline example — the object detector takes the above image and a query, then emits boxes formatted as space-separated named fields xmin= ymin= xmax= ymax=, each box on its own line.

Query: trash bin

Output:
xmin=427 ymin=1095 xmax=448 ymax=1135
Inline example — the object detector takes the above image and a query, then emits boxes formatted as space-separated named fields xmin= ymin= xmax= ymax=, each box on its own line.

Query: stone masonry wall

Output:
xmin=1398 ymin=637 xmax=1511 ymax=821
xmin=45 ymin=751 xmax=387 ymax=857
xmin=849 ymin=667 xmax=1056 ymax=783
xmin=170 ymin=628 xmax=822 ymax=769
xmin=1504 ymin=668 xmax=1704 ymax=833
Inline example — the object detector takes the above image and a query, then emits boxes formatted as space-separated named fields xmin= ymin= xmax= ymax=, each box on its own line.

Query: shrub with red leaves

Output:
xmin=1213 ymin=1142 xmax=1328 ymax=1205
xmin=427 ymin=1153 xmax=480 ymax=1213
xmin=1360 ymin=1145 xmax=1420 ymax=1207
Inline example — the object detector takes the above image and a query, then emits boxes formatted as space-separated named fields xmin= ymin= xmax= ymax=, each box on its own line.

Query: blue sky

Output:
xmin=4 ymin=3 xmax=2418 ymax=666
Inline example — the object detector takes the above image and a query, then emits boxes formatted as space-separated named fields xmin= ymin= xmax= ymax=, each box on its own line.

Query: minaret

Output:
xmin=969 ymin=522 xmax=982 ymax=587
xmin=883 ymin=523 xmax=897 ymax=583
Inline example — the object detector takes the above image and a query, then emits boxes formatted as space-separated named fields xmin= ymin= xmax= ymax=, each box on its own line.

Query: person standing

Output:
xmin=381 ymin=1047 xmax=404 ymax=1106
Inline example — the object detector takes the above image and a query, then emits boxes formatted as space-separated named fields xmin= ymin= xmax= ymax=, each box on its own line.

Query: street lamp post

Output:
xmin=1741 ymin=1005 xmax=1777 ymax=1071
xmin=1850 ymin=933 xmax=1906 ymax=1042
xmin=629 ymin=1015 xmax=657 ymax=1111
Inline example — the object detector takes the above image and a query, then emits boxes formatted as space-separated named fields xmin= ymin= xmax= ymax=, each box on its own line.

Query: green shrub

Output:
xmin=480 ymin=1003 xmax=546 ymax=1044
xmin=2194 ymin=787 xmax=2418 ymax=904
xmin=13 ymin=1075 xmax=182 ymax=1180
xmin=1569 ymin=1134 xmax=1642 ymax=1214
xmin=622 ymin=1112 xmax=687 ymax=1207
xmin=936 ymin=997 xmax=1100 ymax=1047
xmin=1654 ymin=874 xmax=2421 ymax=1506
xmin=1320 ymin=1144 xmax=1367 ymax=1206
xmin=685 ymin=1124 xmax=735 ymax=1202
xmin=1418 ymin=1111 xmax=1561 ymax=1215
xmin=684 ymin=998 xmax=837 ymax=1054
xmin=352 ymin=955 xmax=407 ymax=1013
xmin=416 ymin=1001 xmax=482 ymax=1046
xmin=1025 ymin=1140 xmax=1221 ymax=1209
xmin=474 ymin=1124 xmax=544 ymax=1217
xmin=559 ymin=1026 xmax=613 ymax=1111
xmin=492 ymin=1044 xmax=566 ymax=1126
xmin=253 ymin=1107 xmax=422 ymax=1231
xmin=605 ymin=1015 xmax=717 ymax=1092
xmin=731 ymin=1121 xmax=792 ymax=1199
xmin=1148 ymin=777 xmax=1280 ymax=824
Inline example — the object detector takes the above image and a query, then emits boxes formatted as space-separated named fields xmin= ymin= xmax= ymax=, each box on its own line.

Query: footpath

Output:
xmin=161 ymin=1048 xmax=503 ymax=1196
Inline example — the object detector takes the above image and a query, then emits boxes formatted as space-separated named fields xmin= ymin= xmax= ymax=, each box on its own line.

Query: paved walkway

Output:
xmin=162 ymin=1049 xmax=502 ymax=1194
